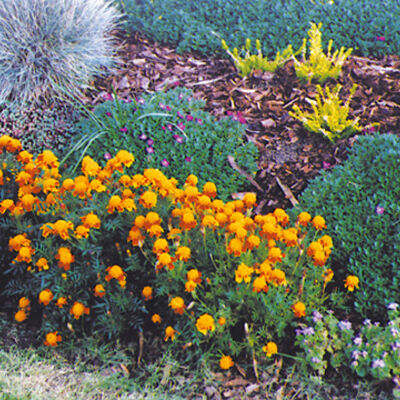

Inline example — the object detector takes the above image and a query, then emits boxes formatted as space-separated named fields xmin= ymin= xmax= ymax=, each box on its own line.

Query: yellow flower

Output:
xmin=282 ymin=229 xmax=298 ymax=247
xmin=115 ymin=150 xmax=135 ymax=167
xmin=107 ymin=195 xmax=123 ymax=213
xmin=17 ymin=150 xmax=33 ymax=164
xmin=16 ymin=246 xmax=35 ymax=263
xmin=202 ymin=182 xmax=217 ymax=198
xmin=253 ymin=276 xmax=268 ymax=293
xmin=56 ymin=297 xmax=67 ymax=308
xmin=35 ymin=150 xmax=59 ymax=169
xmin=39 ymin=289 xmax=54 ymax=306
xmin=94 ymin=284 xmax=106 ymax=298
xmin=122 ymin=198 xmax=136 ymax=212
xmin=187 ymin=269 xmax=201 ymax=284
xmin=324 ymin=269 xmax=334 ymax=285
xmin=220 ymin=355 xmax=234 ymax=370
xmin=127 ymin=226 xmax=145 ymax=246
xmin=139 ymin=191 xmax=157 ymax=209
xmin=235 ymin=263 xmax=254 ymax=284
xmin=70 ymin=301 xmax=90 ymax=319
xmin=196 ymin=314 xmax=215 ymax=335
xmin=185 ymin=174 xmax=198 ymax=186
xmin=270 ymin=268 xmax=287 ymax=286
xmin=153 ymin=238 xmax=169 ymax=255
xmin=344 ymin=275 xmax=359 ymax=292
xmin=244 ymin=234 xmax=260 ymax=251
xmin=18 ymin=297 xmax=30 ymax=309
xmin=164 ymin=326 xmax=177 ymax=341
xmin=42 ymin=178 xmax=59 ymax=193
xmin=263 ymin=341 xmax=278 ymax=357
xmin=185 ymin=280 xmax=197 ymax=292
xmin=142 ymin=286 xmax=153 ymax=301
xmin=152 ymin=314 xmax=162 ymax=324
xmin=81 ymin=156 xmax=101 ymax=177
xmin=227 ymin=238 xmax=243 ymax=257
xmin=105 ymin=265 xmax=125 ymax=282
xmin=297 ymin=212 xmax=311 ymax=227
xmin=179 ymin=210 xmax=197 ymax=230
xmin=74 ymin=225 xmax=90 ymax=239
xmin=9 ymin=234 xmax=30 ymax=251
xmin=307 ymin=241 xmax=324 ymax=257
xmin=273 ymin=208 xmax=289 ymax=226
xmin=55 ymin=247 xmax=74 ymax=271
xmin=175 ymin=246 xmax=191 ymax=261
xmin=243 ymin=192 xmax=257 ymax=208
xmin=292 ymin=301 xmax=306 ymax=318
xmin=169 ymin=296 xmax=186 ymax=315
xmin=157 ymin=252 xmax=174 ymax=270
xmin=81 ymin=212 xmax=101 ymax=229
xmin=312 ymin=215 xmax=327 ymax=230
xmin=44 ymin=331 xmax=62 ymax=347
xmin=268 ymin=247 xmax=285 ymax=263
xmin=15 ymin=309 xmax=27 ymax=322
xmin=0 ymin=199 xmax=15 ymax=214
xmin=53 ymin=219 xmax=74 ymax=240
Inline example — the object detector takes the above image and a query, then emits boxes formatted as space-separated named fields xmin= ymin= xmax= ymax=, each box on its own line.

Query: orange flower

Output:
xmin=268 ymin=247 xmax=285 ymax=263
xmin=344 ymin=275 xmax=359 ymax=292
xmin=253 ymin=276 xmax=268 ymax=293
xmin=42 ymin=178 xmax=59 ymax=193
xmin=307 ymin=242 xmax=324 ymax=257
xmin=201 ymin=214 xmax=218 ymax=228
xmin=196 ymin=314 xmax=215 ymax=335
xmin=270 ymin=268 xmax=287 ymax=286
xmin=273 ymin=208 xmax=289 ymax=226
xmin=243 ymin=192 xmax=257 ymax=208
xmin=17 ymin=150 xmax=33 ymax=164
xmin=74 ymin=225 xmax=90 ymax=239
xmin=202 ymin=182 xmax=217 ymax=198
xmin=9 ymin=234 xmax=30 ymax=251
xmin=81 ymin=156 xmax=101 ymax=177
xmin=53 ymin=219 xmax=74 ymax=240
xmin=36 ymin=257 xmax=49 ymax=271
xmin=297 ymin=212 xmax=311 ymax=227
xmin=107 ymin=195 xmax=123 ymax=213
xmin=179 ymin=210 xmax=197 ymax=230
xmin=185 ymin=174 xmax=198 ymax=186
xmin=227 ymin=238 xmax=243 ymax=257
xmin=20 ymin=193 xmax=37 ymax=212
xmin=44 ymin=331 xmax=62 ymax=347
xmin=157 ymin=252 xmax=174 ymax=270
xmin=81 ymin=212 xmax=101 ymax=229
xmin=39 ymin=289 xmax=54 ymax=306
xmin=235 ymin=263 xmax=254 ymax=284
xmin=142 ymin=286 xmax=153 ymax=301
xmin=15 ymin=246 xmax=35 ymax=263
xmin=244 ymin=234 xmax=260 ymax=251
xmin=152 ymin=314 xmax=162 ymax=323
xmin=56 ymin=297 xmax=67 ymax=308
xmin=139 ymin=191 xmax=157 ymax=209
xmin=105 ymin=265 xmax=126 ymax=287
xmin=94 ymin=284 xmax=106 ymax=298
xmin=175 ymin=246 xmax=191 ymax=261
xmin=169 ymin=296 xmax=186 ymax=315
xmin=115 ymin=150 xmax=135 ymax=167
xmin=220 ymin=355 xmax=234 ymax=370
xmin=70 ymin=301 xmax=90 ymax=319
xmin=18 ymin=297 xmax=30 ymax=309
xmin=55 ymin=247 xmax=74 ymax=270
xmin=15 ymin=309 xmax=27 ymax=322
xmin=263 ymin=341 xmax=278 ymax=357
xmin=0 ymin=199 xmax=15 ymax=214
xmin=292 ymin=301 xmax=306 ymax=318
xmin=164 ymin=326 xmax=177 ymax=341
xmin=122 ymin=197 xmax=136 ymax=212
xmin=152 ymin=238 xmax=169 ymax=255
xmin=127 ymin=226 xmax=145 ymax=246
xmin=282 ymin=229 xmax=298 ymax=247
xmin=187 ymin=269 xmax=202 ymax=284
xmin=312 ymin=215 xmax=327 ymax=230
xmin=185 ymin=280 xmax=197 ymax=292
xmin=35 ymin=150 xmax=59 ymax=169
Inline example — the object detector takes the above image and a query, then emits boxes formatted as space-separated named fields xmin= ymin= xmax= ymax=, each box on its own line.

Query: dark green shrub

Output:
xmin=291 ymin=134 xmax=400 ymax=321
xmin=66 ymin=87 xmax=258 ymax=200
xmin=114 ymin=0 xmax=398 ymax=58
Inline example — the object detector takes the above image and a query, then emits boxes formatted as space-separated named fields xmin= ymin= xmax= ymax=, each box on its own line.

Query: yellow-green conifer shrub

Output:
xmin=294 ymin=22 xmax=352 ymax=84
xmin=289 ymin=84 xmax=361 ymax=142
xmin=221 ymin=38 xmax=296 ymax=77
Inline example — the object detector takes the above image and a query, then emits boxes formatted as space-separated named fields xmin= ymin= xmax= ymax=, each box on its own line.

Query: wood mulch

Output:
xmin=86 ymin=30 xmax=400 ymax=214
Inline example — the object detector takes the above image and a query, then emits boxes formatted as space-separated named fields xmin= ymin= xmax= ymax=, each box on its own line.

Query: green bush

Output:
xmin=66 ymin=87 xmax=258 ymax=201
xmin=0 ymin=0 xmax=121 ymax=107
xmin=114 ymin=0 xmax=397 ymax=58
xmin=291 ymin=134 xmax=400 ymax=321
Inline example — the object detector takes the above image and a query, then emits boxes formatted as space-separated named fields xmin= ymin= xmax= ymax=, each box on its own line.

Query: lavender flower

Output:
xmin=185 ymin=156 xmax=192 ymax=163
xmin=388 ymin=303 xmax=399 ymax=310
xmin=363 ymin=319 xmax=371 ymax=326
xmin=196 ymin=118 xmax=203 ymax=125
xmin=372 ymin=359 xmax=385 ymax=369
xmin=159 ymin=102 xmax=166 ymax=110
xmin=312 ymin=311 xmax=323 ymax=322
xmin=146 ymin=147 xmax=154 ymax=154
xmin=173 ymin=134 xmax=183 ymax=144
xmin=119 ymin=127 xmax=128 ymax=133
xmin=138 ymin=133 xmax=147 ymax=141
xmin=167 ymin=124 xmax=173 ymax=131
xmin=104 ymin=152 xmax=112 ymax=160
xmin=338 ymin=320 xmax=352 ymax=331
xmin=160 ymin=158 xmax=169 ymax=167
xmin=186 ymin=114 xmax=194 ymax=121
xmin=375 ymin=205 xmax=385 ymax=215
xmin=311 ymin=357 xmax=321 ymax=364
xmin=352 ymin=350 xmax=361 ymax=360
xmin=177 ymin=111 xmax=184 ymax=119
xmin=147 ymin=138 xmax=154 ymax=146
xmin=391 ymin=327 xmax=399 ymax=337
xmin=105 ymin=111 xmax=112 ymax=117
xmin=177 ymin=122 xmax=185 ymax=130
xmin=353 ymin=336 xmax=362 ymax=346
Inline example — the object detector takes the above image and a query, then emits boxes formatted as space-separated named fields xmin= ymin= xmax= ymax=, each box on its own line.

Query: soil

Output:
xmin=84 ymin=30 xmax=400 ymax=214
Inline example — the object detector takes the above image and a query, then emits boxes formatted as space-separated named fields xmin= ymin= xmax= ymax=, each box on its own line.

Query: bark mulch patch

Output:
xmin=85 ymin=31 xmax=400 ymax=214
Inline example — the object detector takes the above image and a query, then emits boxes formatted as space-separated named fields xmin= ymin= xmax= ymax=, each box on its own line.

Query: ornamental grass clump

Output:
xmin=294 ymin=22 xmax=352 ymax=84
xmin=0 ymin=0 xmax=121 ymax=107
xmin=0 ymin=134 xmax=353 ymax=373
xmin=290 ymin=84 xmax=362 ymax=142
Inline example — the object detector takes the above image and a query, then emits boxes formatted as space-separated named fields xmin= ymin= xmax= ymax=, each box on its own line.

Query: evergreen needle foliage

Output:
xmin=0 ymin=0 xmax=121 ymax=107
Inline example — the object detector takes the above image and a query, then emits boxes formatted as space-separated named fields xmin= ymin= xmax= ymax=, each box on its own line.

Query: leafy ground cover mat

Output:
xmin=85 ymin=31 xmax=400 ymax=213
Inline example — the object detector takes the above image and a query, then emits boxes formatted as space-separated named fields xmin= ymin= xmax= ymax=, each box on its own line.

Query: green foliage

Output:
xmin=291 ymin=134 xmax=400 ymax=321
xmin=114 ymin=0 xmax=399 ymax=59
xmin=68 ymin=87 xmax=258 ymax=201
xmin=289 ymin=84 xmax=361 ymax=142
xmin=0 ymin=0 xmax=121 ymax=107
xmin=221 ymin=38 xmax=297 ymax=77
xmin=293 ymin=22 xmax=352 ymax=84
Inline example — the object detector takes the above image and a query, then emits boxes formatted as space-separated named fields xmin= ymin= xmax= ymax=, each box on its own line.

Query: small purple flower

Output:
xmin=311 ymin=357 xmax=321 ymax=364
xmin=353 ymin=336 xmax=362 ymax=346
xmin=166 ymin=105 xmax=171 ymax=111
xmin=167 ymin=124 xmax=173 ymax=131
xmin=388 ymin=303 xmax=399 ymax=310
xmin=375 ymin=205 xmax=385 ymax=215
xmin=186 ymin=114 xmax=194 ymax=122
xmin=391 ymin=327 xmax=399 ymax=337
xmin=138 ymin=133 xmax=147 ymax=141
xmin=160 ymin=158 xmax=169 ymax=167
xmin=177 ymin=122 xmax=185 ymax=130
xmin=137 ymin=98 xmax=145 ymax=105
xmin=124 ymin=98 xmax=132 ymax=103
xmin=352 ymin=350 xmax=361 ymax=360
xmin=338 ymin=320 xmax=352 ymax=331
xmin=173 ymin=134 xmax=184 ymax=144
xmin=102 ymin=92 xmax=113 ymax=101
xmin=196 ymin=118 xmax=203 ymax=125
xmin=120 ymin=127 xmax=128 ymax=133
xmin=312 ymin=311 xmax=323 ymax=322
xmin=361 ymin=351 xmax=368 ymax=358
xmin=162 ymin=126 xmax=166 ymax=131
xmin=105 ymin=111 xmax=112 ymax=117
xmin=177 ymin=111 xmax=184 ymax=119
xmin=178 ymin=93 xmax=184 ymax=100
xmin=146 ymin=147 xmax=154 ymax=154
xmin=322 ymin=161 xmax=332 ymax=169
xmin=159 ymin=102 xmax=166 ymax=110
xmin=372 ymin=359 xmax=385 ymax=369
xmin=303 ymin=327 xmax=315 ymax=336
xmin=104 ymin=152 xmax=112 ymax=160
xmin=351 ymin=360 xmax=358 ymax=368
xmin=185 ymin=156 xmax=192 ymax=163
xmin=363 ymin=319 xmax=372 ymax=326
xmin=392 ymin=342 xmax=400 ymax=351
xmin=375 ymin=36 xmax=386 ymax=41
xmin=147 ymin=138 xmax=154 ymax=146
xmin=174 ymin=80 xmax=180 ymax=87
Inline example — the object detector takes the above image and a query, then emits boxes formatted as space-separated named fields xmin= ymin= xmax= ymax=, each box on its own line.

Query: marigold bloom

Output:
xmin=312 ymin=215 xmax=327 ymax=230
xmin=196 ymin=314 xmax=215 ymax=335
xmin=127 ymin=226 xmax=145 ymax=246
xmin=261 ymin=222 xmax=280 ymax=240
xmin=220 ymin=355 xmax=234 ymax=370
xmin=105 ymin=265 xmax=125 ymax=282
xmin=313 ymin=250 xmax=327 ymax=267
xmin=0 ymin=199 xmax=14 ymax=214
xmin=56 ymin=247 xmax=74 ymax=270
xmin=61 ymin=178 xmax=75 ymax=193
xmin=270 ymin=268 xmax=287 ymax=286
xmin=268 ymin=247 xmax=285 ymax=263
xmin=140 ymin=191 xmax=157 ymax=209
xmin=169 ymin=296 xmax=186 ymax=314
xmin=94 ymin=284 xmax=106 ymax=298
xmin=253 ymin=276 xmax=268 ymax=293
xmin=297 ymin=212 xmax=311 ymax=227
xmin=145 ymin=211 xmax=161 ymax=226
xmin=227 ymin=238 xmax=243 ymax=257
xmin=36 ymin=257 xmax=49 ymax=271
xmin=344 ymin=275 xmax=359 ymax=292
xmin=15 ymin=309 xmax=27 ymax=322
xmin=215 ymin=212 xmax=228 ymax=227
xmin=53 ymin=219 xmax=74 ymax=240
xmin=307 ymin=241 xmax=324 ymax=258
xmin=142 ymin=286 xmax=153 ymax=301
xmin=17 ymin=150 xmax=33 ymax=164
xmin=324 ymin=269 xmax=334 ymax=284
xmin=70 ymin=301 xmax=90 ymax=319
xmin=157 ymin=252 xmax=174 ymax=270
xmin=273 ymin=208 xmax=289 ymax=226
xmin=44 ymin=331 xmax=62 ymax=347
xmin=218 ymin=317 xmax=226 ymax=326
xmin=74 ymin=225 xmax=90 ymax=239
xmin=319 ymin=235 xmax=333 ymax=249
xmin=147 ymin=224 xmax=164 ymax=238
xmin=175 ymin=246 xmax=191 ymax=261
xmin=152 ymin=314 xmax=162 ymax=323
xmin=9 ymin=234 xmax=30 ymax=251
xmin=185 ymin=280 xmax=197 ymax=292
xmin=15 ymin=170 xmax=34 ymax=186
xmin=187 ymin=269 xmax=202 ymax=284
xmin=115 ymin=150 xmax=135 ymax=167
xmin=56 ymin=297 xmax=67 ymax=308
xmin=282 ymin=229 xmax=298 ymax=247
xmin=18 ymin=297 xmax=30 ymax=309
xmin=185 ymin=174 xmax=198 ymax=186
xmin=134 ymin=215 xmax=146 ymax=228
xmin=90 ymin=178 xmax=106 ymax=193
xmin=244 ymin=234 xmax=260 ymax=251
xmin=235 ymin=263 xmax=254 ymax=284
xmin=292 ymin=301 xmax=306 ymax=318
xmin=153 ymin=238 xmax=169 ymax=254
xmin=42 ymin=178 xmax=59 ymax=193
xmin=81 ymin=156 xmax=101 ymax=176
xmin=39 ymin=289 xmax=54 ymax=306
xmin=122 ymin=198 xmax=136 ymax=212
xmin=36 ymin=150 xmax=59 ymax=169
xmin=184 ymin=185 xmax=199 ymax=202
xmin=164 ymin=326 xmax=177 ymax=341
xmin=107 ymin=195 xmax=123 ymax=213
xmin=197 ymin=194 xmax=211 ymax=209
xmin=179 ymin=211 xmax=197 ymax=231
xmin=81 ymin=213 xmax=101 ymax=229
xmin=202 ymin=182 xmax=217 ymax=198
xmin=263 ymin=342 xmax=278 ymax=357
xmin=16 ymin=246 xmax=35 ymax=263
xmin=243 ymin=192 xmax=257 ymax=208
xmin=20 ymin=193 xmax=37 ymax=212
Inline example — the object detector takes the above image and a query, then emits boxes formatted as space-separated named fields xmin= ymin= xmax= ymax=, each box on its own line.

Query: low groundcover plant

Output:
xmin=0 ymin=134 xmax=355 ymax=373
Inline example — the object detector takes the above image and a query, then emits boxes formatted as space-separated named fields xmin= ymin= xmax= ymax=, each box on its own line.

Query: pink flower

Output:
xmin=105 ymin=112 xmax=112 ymax=117
xmin=322 ymin=161 xmax=332 ymax=169
xmin=376 ymin=36 xmax=385 ymax=41
xmin=167 ymin=124 xmax=173 ymax=131
xmin=120 ymin=127 xmax=128 ymax=133
xmin=166 ymin=105 xmax=171 ymax=111
xmin=174 ymin=80 xmax=180 ymax=87
xmin=102 ymin=93 xmax=113 ymax=101
xmin=177 ymin=111 xmax=184 ymax=119
xmin=196 ymin=118 xmax=203 ymax=125
xmin=104 ymin=152 xmax=112 ymax=160
xmin=161 ymin=158 xmax=169 ymax=167
xmin=147 ymin=138 xmax=154 ymax=146
xmin=186 ymin=115 xmax=194 ymax=121
xmin=146 ymin=147 xmax=155 ymax=154
xmin=375 ymin=205 xmax=385 ymax=215
xmin=159 ymin=102 xmax=166 ymax=110
xmin=177 ymin=122 xmax=185 ymax=130
xmin=185 ymin=156 xmax=192 ymax=162
xmin=173 ymin=134 xmax=183 ymax=143
xmin=138 ymin=133 xmax=147 ymax=140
